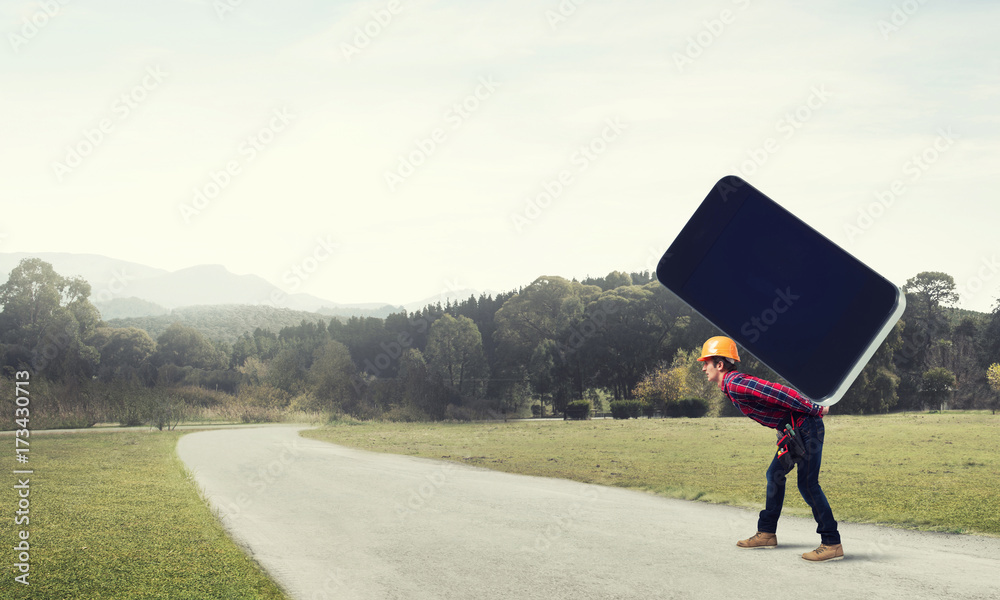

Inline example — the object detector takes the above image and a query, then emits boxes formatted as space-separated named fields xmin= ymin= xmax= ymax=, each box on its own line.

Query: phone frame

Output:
xmin=655 ymin=176 xmax=905 ymax=405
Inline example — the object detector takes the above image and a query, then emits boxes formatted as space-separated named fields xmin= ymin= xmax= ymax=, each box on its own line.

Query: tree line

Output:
xmin=1 ymin=259 xmax=998 ymax=429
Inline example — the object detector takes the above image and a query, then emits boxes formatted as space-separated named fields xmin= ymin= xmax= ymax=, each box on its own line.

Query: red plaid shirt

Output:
xmin=722 ymin=371 xmax=823 ymax=429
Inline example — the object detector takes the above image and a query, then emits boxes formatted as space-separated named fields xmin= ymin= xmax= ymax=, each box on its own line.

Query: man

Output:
xmin=698 ymin=335 xmax=843 ymax=562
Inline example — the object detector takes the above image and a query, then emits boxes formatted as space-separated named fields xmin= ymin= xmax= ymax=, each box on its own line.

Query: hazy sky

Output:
xmin=3 ymin=0 xmax=998 ymax=311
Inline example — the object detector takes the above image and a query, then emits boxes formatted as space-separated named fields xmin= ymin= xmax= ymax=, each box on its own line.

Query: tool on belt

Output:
xmin=775 ymin=415 xmax=808 ymax=474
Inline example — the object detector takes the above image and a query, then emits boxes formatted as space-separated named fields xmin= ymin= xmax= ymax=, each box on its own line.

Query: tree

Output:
xmin=986 ymin=363 xmax=1000 ymax=414
xmin=921 ymin=367 xmax=956 ymax=411
xmin=308 ymin=340 xmax=359 ymax=414
xmin=396 ymin=348 xmax=432 ymax=417
xmin=634 ymin=348 xmax=728 ymax=416
xmin=642 ymin=282 xmax=716 ymax=365
xmin=0 ymin=258 xmax=102 ymax=379
xmin=493 ymin=277 xmax=602 ymax=409
xmin=528 ymin=340 xmax=558 ymax=416
xmin=393 ymin=348 xmax=459 ymax=420
xmin=253 ymin=327 xmax=280 ymax=360
xmin=266 ymin=347 xmax=308 ymax=395
xmin=903 ymin=272 xmax=959 ymax=320
xmin=939 ymin=318 xmax=983 ymax=409
xmin=425 ymin=314 xmax=488 ymax=398
xmin=238 ymin=356 xmax=268 ymax=387
xmin=231 ymin=332 xmax=258 ymax=367
xmin=0 ymin=258 xmax=75 ymax=346
xmin=632 ymin=362 xmax=683 ymax=415
xmin=989 ymin=364 xmax=1000 ymax=389
xmin=838 ymin=320 xmax=903 ymax=414
xmin=93 ymin=326 xmax=156 ymax=382
xmin=495 ymin=276 xmax=601 ymax=353
xmin=979 ymin=305 xmax=1000 ymax=369
xmin=897 ymin=272 xmax=958 ymax=373
xmin=680 ymin=348 xmax=728 ymax=415
xmin=154 ymin=323 xmax=227 ymax=370
xmin=337 ymin=316 xmax=400 ymax=378
xmin=605 ymin=270 xmax=632 ymax=289
xmin=576 ymin=284 xmax=671 ymax=401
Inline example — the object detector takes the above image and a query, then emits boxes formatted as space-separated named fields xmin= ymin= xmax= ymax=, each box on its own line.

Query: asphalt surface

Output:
xmin=176 ymin=426 xmax=1000 ymax=600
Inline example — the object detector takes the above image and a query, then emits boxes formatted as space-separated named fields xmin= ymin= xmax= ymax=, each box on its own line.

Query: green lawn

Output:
xmin=2 ymin=431 xmax=288 ymax=599
xmin=4 ymin=413 xmax=996 ymax=597
xmin=302 ymin=412 xmax=1000 ymax=536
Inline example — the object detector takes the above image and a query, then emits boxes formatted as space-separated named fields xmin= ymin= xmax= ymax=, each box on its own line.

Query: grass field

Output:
xmin=302 ymin=412 xmax=1000 ymax=536
xmin=4 ymin=413 xmax=996 ymax=597
xmin=1 ymin=430 xmax=288 ymax=599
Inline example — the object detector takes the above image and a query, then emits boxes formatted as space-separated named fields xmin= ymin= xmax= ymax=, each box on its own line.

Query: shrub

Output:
xmin=217 ymin=398 xmax=281 ymax=424
xmin=289 ymin=391 xmax=324 ymax=413
xmin=168 ymin=385 xmax=232 ymax=407
xmin=1 ymin=378 xmax=106 ymax=430
xmin=193 ymin=369 xmax=243 ymax=394
xmin=610 ymin=400 xmax=642 ymax=419
xmin=921 ymin=367 xmax=956 ymax=411
xmin=103 ymin=381 xmax=151 ymax=427
xmin=447 ymin=397 xmax=513 ymax=421
xmin=665 ymin=397 xmax=709 ymax=418
xmin=564 ymin=400 xmax=591 ymax=420
xmin=237 ymin=383 xmax=290 ymax=409
xmin=381 ymin=404 xmax=431 ymax=422
xmin=147 ymin=388 xmax=187 ymax=431
xmin=444 ymin=403 xmax=476 ymax=421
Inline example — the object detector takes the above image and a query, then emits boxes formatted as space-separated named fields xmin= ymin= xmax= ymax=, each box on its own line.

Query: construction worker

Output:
xmin=698 ymin=335 xmax=843 ymax=562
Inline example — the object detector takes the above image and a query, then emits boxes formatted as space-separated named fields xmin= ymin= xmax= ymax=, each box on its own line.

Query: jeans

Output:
xmin=758 ymin=416 xmax=841 ymax=545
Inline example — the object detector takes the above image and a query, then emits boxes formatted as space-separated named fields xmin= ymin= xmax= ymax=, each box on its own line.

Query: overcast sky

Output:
xmin=3 ymin=0 xmax=998 ymax=312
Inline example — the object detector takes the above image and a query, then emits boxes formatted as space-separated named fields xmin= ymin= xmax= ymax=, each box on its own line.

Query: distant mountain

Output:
xmin=0 ymin=252 xmax=389 ymax=317
xmin=123 ymin=263 xmax=288 ymax=309
xmin=0 ymin=252 xmax=505 ymax=321
xmin=0 ymin=252 xmax=169 ymax=291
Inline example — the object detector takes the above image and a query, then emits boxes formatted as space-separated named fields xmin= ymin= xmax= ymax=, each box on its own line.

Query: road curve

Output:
xmin=176 ymin=426 xmax=999 ymax=600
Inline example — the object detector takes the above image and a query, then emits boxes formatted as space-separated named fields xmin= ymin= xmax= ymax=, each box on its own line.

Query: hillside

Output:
xmin=95 ymin=297 xmax=171 ymax=320
xmin=107 ymin=304 xmax=338 ymax=345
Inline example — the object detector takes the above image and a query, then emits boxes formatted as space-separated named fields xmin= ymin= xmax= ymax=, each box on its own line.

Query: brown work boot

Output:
xmin=802 ymin=543 xmax=844 ymax=562
xmin=736 ymin=532 xmax=777 ymax=549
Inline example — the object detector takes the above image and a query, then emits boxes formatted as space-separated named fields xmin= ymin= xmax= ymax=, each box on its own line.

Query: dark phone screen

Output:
xmin=657 ymin=178 xmax=899 ymax=400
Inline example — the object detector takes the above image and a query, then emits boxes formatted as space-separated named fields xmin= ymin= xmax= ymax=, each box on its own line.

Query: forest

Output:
xmin=2 ymin=258 xmax=999 ymax=430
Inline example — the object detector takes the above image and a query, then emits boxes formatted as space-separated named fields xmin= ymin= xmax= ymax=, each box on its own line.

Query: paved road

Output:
xmin=176 ymin=426 xmax=1000 ymax=600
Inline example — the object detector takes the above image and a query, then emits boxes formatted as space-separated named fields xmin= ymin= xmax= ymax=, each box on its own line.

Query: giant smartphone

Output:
xmin=655 ymin=176 xmax=905 ymax=405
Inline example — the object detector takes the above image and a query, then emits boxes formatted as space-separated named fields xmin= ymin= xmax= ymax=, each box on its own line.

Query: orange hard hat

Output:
xmin=697 ymin=336 xmax=740 ymax=362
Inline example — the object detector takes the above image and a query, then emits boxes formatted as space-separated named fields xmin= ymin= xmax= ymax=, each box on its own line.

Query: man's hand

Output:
xmin=820 ymin=405 xmax=830 ymax=416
